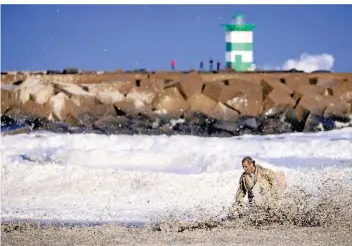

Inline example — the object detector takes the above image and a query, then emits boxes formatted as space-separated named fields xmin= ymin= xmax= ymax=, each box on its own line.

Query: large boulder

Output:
xmin=259 ymin=118 xmax=293 ymax=135
xmin=227 ymin=78 xmax=262 ymax=97
xmin=212 ymin=116 xmax=262 ymax=136
xmin=1 ymin=85 xmax=20 ymax=114
xmin=93 ymin=115 xmax=134 ymax=135
xmin=340 ymin=91 xmax=352 ymax=102
xmin=13 ymin=77 xmax=47 ymax=105
xmin=77 ymin=73 xmax=147 ymax=85
xmin=94 ymin=91 xmax=124 ymax=105
xmin=316 ymin=78 xmax=343 ymax=89
xmin=210 ymin=102 xmax=239 ymax=121
xmin=126 ymin=87 xmax=156 ymax=105
xmin=333 ymin=81 xmax=352 ymax=101
xmin=177 ymin=72 xmax=204 ymax=99
xmin=296 ymin=94 xmax=327 ymax=118
xmin=260 ymin=79 xmax=293 ymax=100
xmin=1 ymin=115 xmax=16 ymax=127
xmin=152 ymin=87 xmax=189 ymax=117
xmin=53 ymin=82 xmax=94 ymax=97
xmin=263 ymin=89 xmax=296 ymax=117
xmin=226 ymin=91 xmax=263 ymax=116
xmin=323 ymin=96 xmax=351 ymax=121
xmin=295 ymin=84 xmax=333 ymax=97
xmin=149 ymin=72 xmax=182 ymax=83
xmin=5 ymin=99 xmax=52 ymax=121
xmin=223 ymin=78 xmax=263 ymax=116
xmin=202 ymin=82 xmax=241 ymax=102
xmin=303 ymin=114 xmax=334 ymax=132
xmin=83 ymin=79 xmax=135 ymax=96
xmin=285 ymin=94 xmax=327 ymax=132
xmin=186 ymin=92 xmax=217 ymax=117
xmin=0 ymin=73 xmax=26 ymax=84
xmin=66 ymin=103 xmax=117 ymax=127
xmin=93 ymin=113 xmax=156 ymax=135
xmin=48 ymin=92 xmax=77 ymax=121
xmin=52 ymin=82 xmax=102 ymax=110
xmin=32 ymin=84 xmax=55 ymax=105
xmin=176 ymin=112 xmax=216 ymax=137
xmin=139 ymin=78 xmax=164 ymax=93
xmin=282 ymin=76 xmax=310 ymax=91
xmin=114 ymin=98 xmax=153 ymax=119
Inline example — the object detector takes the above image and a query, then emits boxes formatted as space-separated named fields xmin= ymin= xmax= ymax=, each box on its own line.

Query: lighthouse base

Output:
xmin=226 ymin=62 xmax=253 ymax=71
xmin=226 ymin=54 xmax=254 ymax=72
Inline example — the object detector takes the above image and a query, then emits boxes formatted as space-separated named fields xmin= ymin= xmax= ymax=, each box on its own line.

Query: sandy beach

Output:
xmin=2 ymin=222 xmax=351 ymax=246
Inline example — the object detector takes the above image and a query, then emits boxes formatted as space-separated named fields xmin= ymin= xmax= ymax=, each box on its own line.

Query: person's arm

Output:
xmin=234 ymin=174 xmax=246 ymax=205
xmin=262 ymin=167 xmax=279 ymax=188
xmin=262 ymin=167 xmax=281 ymax=200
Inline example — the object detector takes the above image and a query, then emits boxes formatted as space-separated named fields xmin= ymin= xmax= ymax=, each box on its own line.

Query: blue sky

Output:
xmin=1 ymin=4 xmax=352 ymax=72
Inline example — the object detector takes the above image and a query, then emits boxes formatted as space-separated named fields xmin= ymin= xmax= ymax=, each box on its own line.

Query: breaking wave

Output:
xmin=151 ymin=167 xmax=352 ymax=232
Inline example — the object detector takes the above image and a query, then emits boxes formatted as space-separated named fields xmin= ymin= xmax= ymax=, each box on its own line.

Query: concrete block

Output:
xmin=126 ymin=87 xmax=156 ymax=105
xmin=226 ymin=91 xmax=263 ymax=116
xmin=95 ymin=91 xmax=125 ymax=105
xmin=53 ymin=82 xmax=95 ymax=97
xmin=1 ymin=88 xmax=20 ymax=115
xmin=263 ymin=89 xmax=296 ymax=115
xmin=295 ymin=94 xmax=326 ymax=122
xmin=332 ymin=81 xmax=352 ymax=101
xmin=260 ymin=79 xmax=293 ymax=100
xmin=211 ymin=102 xmax=239 ymax=120
xmin=203 ymin=82 xmax=241 ymax=102
xmin=227 ymin=78 xmax=263 ymax=102
xmin=77 ymin=73 xmax=148 ymax=84
xmin=178 ymin=72 xmax=204 ymax=99
xmin=323 ymin=96 xmax=352 ymax=119
xmin=187 ymin=92 xmax=217 ymax=117
xmin=295 ymin=84 xmax=332 ymax=96
xmin=31 ymin=84 xmax=55 ymax=105
xmin=114 ymin=98 xmax=152 ymax=116
xmin=152 ymin=86 xmax=189 ymax=117
xmin=139 ymin=78 xmax=164 ymax=93
xmin=49 ymin=92 xmax=77 ymax=121
xmin=66 ymin=104 xmax=117 ymax=126
xmin=15 ymin=77 xmax=45 ymax=104
xmin=6 ymin=100 xmax=52 ymax=119
xmin=283 ymin=76 xmax=310 ymax=91
xmin=316 ymin=78 xmax=343 ymax=88
xmin=84 ymin=79 xmax=135 ymax=96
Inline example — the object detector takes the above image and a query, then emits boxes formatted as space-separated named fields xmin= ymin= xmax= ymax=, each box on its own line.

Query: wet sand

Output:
xmin=2 ymin=223 xmax=351 ymax=246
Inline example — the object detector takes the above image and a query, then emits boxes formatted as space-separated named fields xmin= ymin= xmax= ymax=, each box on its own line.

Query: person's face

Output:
xmin=242 ymin=160 xmax=254 ymax=173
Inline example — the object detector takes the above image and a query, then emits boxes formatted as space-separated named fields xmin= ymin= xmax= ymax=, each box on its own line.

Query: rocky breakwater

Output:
xmin=1 ymin=71 xmax=352 ymax=136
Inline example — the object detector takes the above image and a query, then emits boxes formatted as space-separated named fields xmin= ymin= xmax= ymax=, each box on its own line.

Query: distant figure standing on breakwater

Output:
xmin=171 ymin=60 xmax=175 ymax=70
xmin=209 ymin=59 xmax=213 ymax=72
xmin=217 ymin=60 xmax=221 ymax=72
xmin=200 ymin=61 xmax=204 ymax=72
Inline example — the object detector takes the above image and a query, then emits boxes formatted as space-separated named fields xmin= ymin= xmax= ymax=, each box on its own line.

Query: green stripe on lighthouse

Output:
xmin=226 ymin=43 xmax=253 ymax=51
xmin=221 ymin=24 xmax=255 ymax=32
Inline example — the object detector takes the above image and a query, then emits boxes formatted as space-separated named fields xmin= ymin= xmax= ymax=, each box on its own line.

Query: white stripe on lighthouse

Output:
xmin=225 ymin=31 xmax=253 ymax=43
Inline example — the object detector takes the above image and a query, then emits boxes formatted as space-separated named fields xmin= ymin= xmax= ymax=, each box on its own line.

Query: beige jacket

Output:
xmin=234 ymin=164 xmax=279 ymax=206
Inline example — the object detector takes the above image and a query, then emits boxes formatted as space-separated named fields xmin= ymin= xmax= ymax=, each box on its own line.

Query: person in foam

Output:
xmin=233 ymin=156 xmax=286 ymax=208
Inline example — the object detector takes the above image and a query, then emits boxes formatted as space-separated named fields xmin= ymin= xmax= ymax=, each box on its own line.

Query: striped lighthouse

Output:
xmin=221 ymin=14 xmax=256 ymax=71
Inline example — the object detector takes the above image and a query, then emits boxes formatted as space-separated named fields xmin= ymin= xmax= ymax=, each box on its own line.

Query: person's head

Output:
xmin=241 ymin=156 xmax=256 ymax=173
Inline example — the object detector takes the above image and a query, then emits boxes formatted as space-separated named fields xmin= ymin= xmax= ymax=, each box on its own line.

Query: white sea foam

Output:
xmin=1 ymin=128 xmax=352 ymax=224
